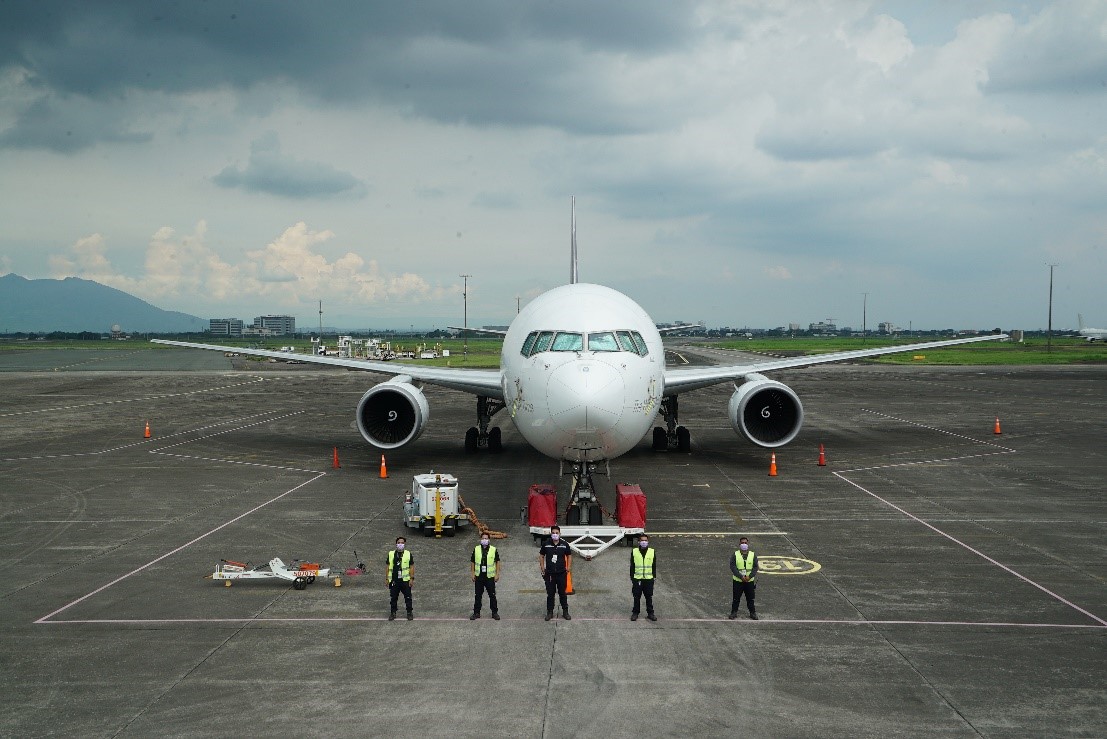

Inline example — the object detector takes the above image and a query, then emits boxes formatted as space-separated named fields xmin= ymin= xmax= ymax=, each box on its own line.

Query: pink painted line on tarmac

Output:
xmin=34 ymin=616 xmax=1107 ymax=629
xmin=35 ymin=473 xmax=326 ymax=624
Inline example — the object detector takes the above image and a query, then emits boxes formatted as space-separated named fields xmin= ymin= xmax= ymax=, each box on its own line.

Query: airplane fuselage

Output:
xmin=500 ymin=283 xmax=665 ymax=462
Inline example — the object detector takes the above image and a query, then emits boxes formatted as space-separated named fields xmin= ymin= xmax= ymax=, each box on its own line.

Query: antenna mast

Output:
xmin=569 ymin=196 xmax=577 ymax=285
xmin=318 ymin=300 xmax=323 ymax=336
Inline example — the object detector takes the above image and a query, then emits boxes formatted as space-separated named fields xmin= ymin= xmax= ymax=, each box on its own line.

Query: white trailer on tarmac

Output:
xmin=403 ymin=472 xmax=469 ymax=538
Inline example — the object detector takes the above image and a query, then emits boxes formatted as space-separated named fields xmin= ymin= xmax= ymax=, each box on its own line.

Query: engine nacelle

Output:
xmin=356 ymin=377 xmax=430 ymax=450
xmin=728 ymin=374 xmax=804 ymax=448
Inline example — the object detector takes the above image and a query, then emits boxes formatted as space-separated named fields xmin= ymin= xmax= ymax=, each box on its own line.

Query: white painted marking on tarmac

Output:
xmin=35 ymin=472 xmax=327 ymax=624
xmin=834 ymin=471 xmax=1107 ymax=627
xmin=0 ymin=376 xmax=269 ymax=418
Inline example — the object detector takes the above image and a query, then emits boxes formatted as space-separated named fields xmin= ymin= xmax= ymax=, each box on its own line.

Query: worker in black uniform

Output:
xmin=385 ymin=536 xmax=414 ymax=620
xmin=729 ymin=536 xmax=758 ymax=620
xmin=470 ymin=533 xmax=501 ymax=620
xmin=630 ymin=534 xmax=657 ymax=621
xmin=539 ymin=525 xmax=571 ymax=621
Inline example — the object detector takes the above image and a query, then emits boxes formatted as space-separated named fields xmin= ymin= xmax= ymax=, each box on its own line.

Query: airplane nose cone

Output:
xmin=547 ymin=360 xmax=625 ymax=434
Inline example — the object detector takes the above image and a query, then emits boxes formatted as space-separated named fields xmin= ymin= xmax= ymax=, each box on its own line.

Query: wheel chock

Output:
xmin=224 ymin=580 xmax=232 ymax=587
xmin=334 ymin=577 xmax=342 ymax=588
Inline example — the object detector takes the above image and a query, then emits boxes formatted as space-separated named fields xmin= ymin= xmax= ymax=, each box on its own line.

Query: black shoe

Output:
xmin=545 ymin=611 xmax=553 ymax=621
xmin=728 ymin=611 xmax=737 ymax=620
xmin=631 ymin=613 xmax=639 ymax=621
xmin=388 ymin=612 xmax=396 ymax=621
xmin=749 ymin=612 xmax=758 ymax=620
xmin=562 ymin=611 xmax=571 ymax=620
xmin=406 ymin=611 xmax=413 ymax=621
xmin=491 ymin=613 xmax=500 ymax=620
xmin=470 ymin=612 xmax=479 ymax=620
xmin=647 ymin=614 xmax=657 ymax=621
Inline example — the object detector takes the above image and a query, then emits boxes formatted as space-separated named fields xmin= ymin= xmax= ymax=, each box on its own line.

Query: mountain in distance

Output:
xmin=0 ymin=273 xmax=206 ymax=333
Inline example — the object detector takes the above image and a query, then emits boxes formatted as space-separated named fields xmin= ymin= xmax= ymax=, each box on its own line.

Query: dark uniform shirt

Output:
xmin=540 ymin=540 xmax=571 ymax=573
xmin=470 ymin=545 xmax=501 ymax=575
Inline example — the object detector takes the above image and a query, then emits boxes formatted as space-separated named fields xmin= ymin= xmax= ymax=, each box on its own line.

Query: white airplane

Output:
xmin=1077 ymin=314 xmax=1107 ymax=342
xmin=153 ymin=199 xmax=1007 ymax=523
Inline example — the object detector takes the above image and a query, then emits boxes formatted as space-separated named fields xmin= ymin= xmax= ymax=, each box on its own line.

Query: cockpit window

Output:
xmin=551 ymin=332 xmax=583 ymax=351
xmin=533 ymin=331 xmax=555 ymax=354
xmin=524 ymin=329 xmax=648 ymax=357
xmin=587 ymin=332 xmax=619 ymax=351
xmin=521 ymin=331 xmax=539 ymax=357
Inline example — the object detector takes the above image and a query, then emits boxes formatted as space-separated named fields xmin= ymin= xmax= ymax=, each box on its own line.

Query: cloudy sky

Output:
xmin=1 ymin=1 xmax=1104 ymax=331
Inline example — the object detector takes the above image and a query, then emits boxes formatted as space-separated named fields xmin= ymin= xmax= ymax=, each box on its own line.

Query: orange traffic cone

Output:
xmin=817 ymin=444 xmax=826 ymax=467
xmin=565 ymin=569 xmax=574 ymax=595
xmin=144 ymin=421 xmax=151 ymax=439
xmin=993 ymin=417 xmax=1002 ymax=435
xmin=379 ymin=454 xmax=388 ymax=479
xmin=332 ymin=447 xmax=341 ymax=469
xmin=768 ymin=452 xmax=778 ymax=477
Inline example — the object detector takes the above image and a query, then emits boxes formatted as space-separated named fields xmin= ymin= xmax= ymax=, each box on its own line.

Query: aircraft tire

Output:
xmin=652 ymin=427 xmax=666 ymax=451
xmin=588 ymin=506 xmax=603 ymax=525
xmin=488 ymin=427 xmax=502 ymax=452
xmin=464 ymin=427 xmax=479 ymax=453
xmin=566 ymin=506 xmax=581 ymax=526
xmin=676 ymin=426 xmax=691 ymax=452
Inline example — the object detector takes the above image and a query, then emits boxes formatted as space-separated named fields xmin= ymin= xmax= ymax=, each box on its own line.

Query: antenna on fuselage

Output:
xmin=569 ymin=195 xmax=578 ymax=285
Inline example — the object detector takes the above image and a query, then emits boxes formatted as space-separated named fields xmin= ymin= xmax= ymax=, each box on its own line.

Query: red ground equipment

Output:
xmin=527 ymin=484 xmax=558 ymax=528
xmin=615 ymin=483 xmax=647 ymax=529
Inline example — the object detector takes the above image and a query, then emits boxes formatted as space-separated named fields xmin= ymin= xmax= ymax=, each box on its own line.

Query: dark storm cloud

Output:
xmin=212 ymin=134 xmax=366 ymax=199
xmin=2 ymin=1 xmax=696 ymax=136
xmin=0 ymin=95 xmax=152 ymax=152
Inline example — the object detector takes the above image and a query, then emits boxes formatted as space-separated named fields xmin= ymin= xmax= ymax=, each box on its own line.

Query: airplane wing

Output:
xmin=657 ymin=324 xmax=703 ymax=334
xmin=662 ymin=333 xmax=1008 ymax=395
xmin=446 ymin=326 xmax=508 ymax=337
xmin=151 ymin=339 xmax=504 ymax=399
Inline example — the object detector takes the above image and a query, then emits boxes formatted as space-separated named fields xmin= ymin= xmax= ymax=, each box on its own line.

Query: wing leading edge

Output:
xmin=662 ymin=333 xmax=1008 ymax=395
xmin=151 ymin=339 xmax=504 ymax=399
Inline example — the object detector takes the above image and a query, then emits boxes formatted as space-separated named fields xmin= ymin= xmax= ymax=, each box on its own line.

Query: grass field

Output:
xmin=707 ymin=336 xmax=1106 ymax=365
xmin=2 ymin=335 xmax=1103 ymax=366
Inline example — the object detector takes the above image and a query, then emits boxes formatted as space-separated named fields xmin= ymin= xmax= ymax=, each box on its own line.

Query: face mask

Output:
xmin=739 ymin=543 xmax=748 ymax=552
xmin=550 ymin=534 xmax=560 ymax=542
xmin=396 ymin=543 xmax=405 ymax=551
xmin=639 ymin=541 xmax=649 ymax=548
xmin=480 ymin=539 xmax=490 ymax=546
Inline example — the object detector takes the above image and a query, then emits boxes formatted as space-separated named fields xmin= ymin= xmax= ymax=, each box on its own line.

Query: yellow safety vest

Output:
xmin=387 ymin=549 xmax=412 ymax=583
xmin=474 ymin=544 xmax=497 ymax=578
xmin=632 ymin=547 xmax=655 ymax=580
xmin=733 ymin=550 xmax=756 ymax=582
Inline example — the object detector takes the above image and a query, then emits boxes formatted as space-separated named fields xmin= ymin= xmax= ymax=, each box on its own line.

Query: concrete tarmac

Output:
xmin=1 ymin=346 xmax=1104 ymax=737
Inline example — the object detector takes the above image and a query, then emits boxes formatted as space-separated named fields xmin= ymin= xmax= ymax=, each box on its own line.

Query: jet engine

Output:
xmin=728 ymin=373 xmax=803 ymax=447
xmin=356 ymin=376 xmax=430 ymax=450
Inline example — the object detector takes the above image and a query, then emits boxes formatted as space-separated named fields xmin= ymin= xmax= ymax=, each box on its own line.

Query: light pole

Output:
xmin=1046 ymin=263 xmax=1057 ymax=354
xmin=862 ymin=292 xmax=868 ymax=343
xmin=460 ymin=274 xmax=473 ymax=358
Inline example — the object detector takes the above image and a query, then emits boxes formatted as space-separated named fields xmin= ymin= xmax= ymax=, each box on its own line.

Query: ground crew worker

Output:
xmin=729 ymin=536 xmax=758 ymax=620
xmin=630 ymin=534 xmax=657 ymax=621
xmin=539 ymin=525 xmax=571 ymax=621
xmin=385 ymin=536 xmax=414 ymax=620
xmin=470 ymin=533 xmax=501 ymax=620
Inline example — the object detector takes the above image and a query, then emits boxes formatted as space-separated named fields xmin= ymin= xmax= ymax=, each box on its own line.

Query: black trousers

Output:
xmin=631 ymin=578 xmax=655 ymax=616
xmin=389 ymin=580 xmax=413 ymax=613
xmin=544 ymin=571 xmax=568 ymax=613
xmin=731 ymin=580 xmax=756 ymax=614
xmin=473 ymin=576 xmax=498 ymax=614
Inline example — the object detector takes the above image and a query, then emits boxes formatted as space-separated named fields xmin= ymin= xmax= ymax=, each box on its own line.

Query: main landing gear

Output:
xmin=464 ymin=396 xmax=506 ymax=453
xmin=563 ymin=460 xmax=606 ymax=526
xmin=651 ymin=395 xmax=691 ymax=452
